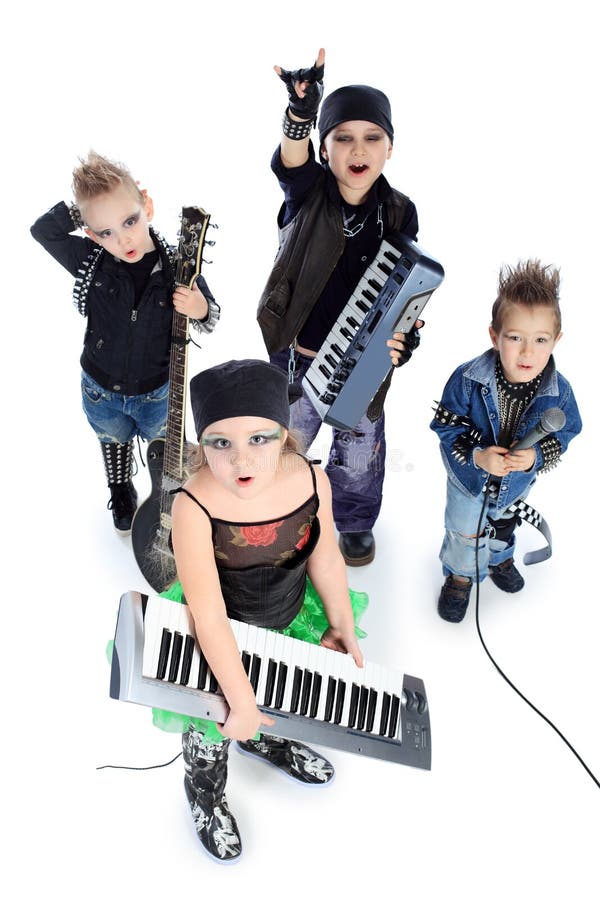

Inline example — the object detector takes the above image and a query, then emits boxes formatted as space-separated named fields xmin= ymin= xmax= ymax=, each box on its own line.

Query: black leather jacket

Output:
xmin=31 ymin=201 xmax=219 ymax=395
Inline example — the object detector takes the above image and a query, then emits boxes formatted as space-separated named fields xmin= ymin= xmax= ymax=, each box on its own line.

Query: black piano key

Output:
xmin=274 ymin=662 xmax=288 ymax=709
xmin=156 ymin=628 xmax=172 ymax=680
xmin=379 ymin=691 xmax=391 ymax=735
xmin=180 ymin=635 xmax=195 ymax=686
xmin=366 ymin=687 xmax=378 ymax=732
xmin=209 ymin=672 xmax=219 ymax=694
xmin=324 ymin=676 xmax=337 ymax=722
xmin=290 ymin=666 xmax=303 ymax=714
xmin=318 ymin=363 xmax=332 ymax=378
xmin=340 ymin=326 xmax=353 ymax=340
xmin=361 ymin=288 xmax=377 ymax=304
xmin=241 ymin=650 xmax=251 ymax=676
xmin=198 ymin=652 xmax=209 ymax=690
xmin=356 ymin=685 xmax=369 ymax=730
xmin=348 ymin=683 xmax=360 ymax=729
xmin=249 ymin=655 xmax=261 ymax=693
xmin=333 ymin=681 xmax=346 ymax=724
xmin=330 ymin=342 xmax=344 ymax=358
xmin=388 ymin=694 xmax=401 ymax=738
xmin=377 ymin=261 xmax=392 ymax=276
xmin=384 ymin=250 xmax=400 ymax=264
xmin=309 ymin=673 xmax=322 ymax=718
xmin=167 ymin=632 xmax=183 ymax=682
xmin=324 ymin=353 xmax=337 ymax=369
xmin=319 ymin=391 xmax=336 ymax=404
xmin=299 ymin=670 xmax=313 ymax=716
xmin=368 ymin=278 xmax=383 ymax=292
xmin=264 ymin=659 xmax=277 ymax=707
xmin=346 ymin=316 xmax=360 ymax=329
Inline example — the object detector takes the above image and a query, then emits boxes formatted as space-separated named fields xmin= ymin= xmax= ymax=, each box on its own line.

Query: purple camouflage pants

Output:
xmin=270 ymin=350 xmax=386 ymax=533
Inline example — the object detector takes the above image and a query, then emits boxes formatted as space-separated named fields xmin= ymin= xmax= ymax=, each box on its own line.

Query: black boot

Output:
xmin=438 ymin=575 xmax=472 ymax=623
xmin=182 ymin=727 xmax=242 ymax=863
xmin=338 ymin=530 xmax=375 ymax=566
xmin=100 ymin=441 xmax=138 ymax=533
xmin=489 ymin=558 xmax=525 ymax=593
xmin=237 ymin=734 xmax=335 ymax=786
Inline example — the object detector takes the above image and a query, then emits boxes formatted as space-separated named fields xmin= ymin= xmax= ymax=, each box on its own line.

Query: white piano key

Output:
xmin=280 ymin=638 xmax=308 ymax=713
xmin=305 ymin=642 xmax=332 ymax=717
xmin=314 ymin=643 xmax=340 ymax=722
xmin=362 ymin=660 xmax=385 ymax=733
xmin=255 ymin=629 xmax=276 ymax=705
xmin=141 ymin=595 xmax=164 ymax=678
xmin=247 ymin=625 xmax=268 ymax=694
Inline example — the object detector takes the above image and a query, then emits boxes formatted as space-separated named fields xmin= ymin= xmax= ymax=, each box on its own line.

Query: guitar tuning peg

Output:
xmin=209 ymin=222 xmax=219 ymax=229
xmin=206 ymin=240 xmax=216 ymax=246
xmin=202 ymin=256 xmax=213 ymax=264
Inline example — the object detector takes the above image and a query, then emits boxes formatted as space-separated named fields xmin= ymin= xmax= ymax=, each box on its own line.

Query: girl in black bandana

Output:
xmin=159 ymin=359 xmax=367 ymax=863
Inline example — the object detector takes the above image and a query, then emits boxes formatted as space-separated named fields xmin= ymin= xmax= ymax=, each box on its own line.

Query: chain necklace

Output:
xmin=342 ymin=202 xmax=383 ymax=238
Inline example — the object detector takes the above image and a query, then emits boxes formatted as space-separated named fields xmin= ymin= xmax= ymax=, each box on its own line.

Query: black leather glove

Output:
xmin=395 ymin=322 xmax=422 ymax=366
xmin=277 ymin=58 xmax=325 ymax=121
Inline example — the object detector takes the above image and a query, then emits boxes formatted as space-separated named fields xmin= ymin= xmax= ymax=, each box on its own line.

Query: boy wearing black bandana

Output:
xmin=258 ymin=48 xmax=421 ymax=567
xmin=431 ymin=260 xmax=582 ymax=623
xmin=31 ymin=151 xmax=220 ymax=533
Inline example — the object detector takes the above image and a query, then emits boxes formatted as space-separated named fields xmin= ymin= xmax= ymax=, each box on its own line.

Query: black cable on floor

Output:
xmin=96 ymin=751 xmax=182 ymax=772
xmin=473 ymin=481 xmax=599 ymax=790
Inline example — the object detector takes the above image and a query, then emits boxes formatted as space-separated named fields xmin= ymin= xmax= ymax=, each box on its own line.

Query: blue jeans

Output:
xmin=270 ymin=350 xmax=386 ymax=533
xmin=440 ymin=478 xmax=530 ymax=582
xmin=81 ymin=371 xmax=168 ymax=443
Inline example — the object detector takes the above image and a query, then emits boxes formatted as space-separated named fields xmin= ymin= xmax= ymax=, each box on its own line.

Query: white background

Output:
xmin=3 ymin=1 xmax=598 ymax=897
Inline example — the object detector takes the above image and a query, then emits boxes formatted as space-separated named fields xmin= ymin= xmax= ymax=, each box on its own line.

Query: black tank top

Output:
xmin=172 ymin=457 xmax=321 ymax=629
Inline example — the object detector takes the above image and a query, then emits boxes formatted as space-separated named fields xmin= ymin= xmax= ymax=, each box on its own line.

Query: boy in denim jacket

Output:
xmin=431 ymin=260 xmax=582 ymax=623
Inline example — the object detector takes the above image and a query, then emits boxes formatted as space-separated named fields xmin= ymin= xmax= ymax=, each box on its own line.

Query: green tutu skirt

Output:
xmin=150 ymin=577 xmax=368 ymax=743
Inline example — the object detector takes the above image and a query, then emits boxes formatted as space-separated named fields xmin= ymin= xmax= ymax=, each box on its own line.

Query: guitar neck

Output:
xmin=164 ymin=309 xmax=189 ymax=481
xmin=161 ymin=206 xmax=211 ymax=484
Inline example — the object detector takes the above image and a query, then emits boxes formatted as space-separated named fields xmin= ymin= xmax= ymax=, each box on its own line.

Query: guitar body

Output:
xmin=131 ymin=438 xmax=171 ymax=592
xmin=131 ymin=207 xmax=212 ymax=590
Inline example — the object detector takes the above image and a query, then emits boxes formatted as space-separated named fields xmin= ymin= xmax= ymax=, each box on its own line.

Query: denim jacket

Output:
xmin=430 ymin=349 xmax=582 ymax=507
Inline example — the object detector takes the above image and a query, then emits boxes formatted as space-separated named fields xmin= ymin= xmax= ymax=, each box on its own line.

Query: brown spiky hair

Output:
xmin=72 ymin=150 xmax=143 ymax=212
xmin=491 ymin=259 xmax=562 ymax=335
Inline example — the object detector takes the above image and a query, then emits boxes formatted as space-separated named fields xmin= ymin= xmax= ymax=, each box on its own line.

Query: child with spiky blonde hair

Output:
xmin=31 ymin=151 xmax=220 ymax=533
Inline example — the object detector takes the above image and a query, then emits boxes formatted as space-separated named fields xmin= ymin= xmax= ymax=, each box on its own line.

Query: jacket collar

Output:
xmin=464 ymin=348 xmax=559 ymax=397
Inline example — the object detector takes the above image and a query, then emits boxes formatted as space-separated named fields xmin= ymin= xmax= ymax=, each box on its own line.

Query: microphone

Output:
xmin=510 ymin=407 xmax=566 ymax=452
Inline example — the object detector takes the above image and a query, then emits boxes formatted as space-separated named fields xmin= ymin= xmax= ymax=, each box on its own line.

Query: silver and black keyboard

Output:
xmin=302 ymin=236 xmax=444 ymax=430
xmin=110 ymin=591 xmax=431 ymax=770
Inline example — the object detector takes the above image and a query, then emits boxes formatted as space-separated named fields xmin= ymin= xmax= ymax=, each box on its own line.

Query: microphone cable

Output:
xmin=473 ymin=479 xmax=599 ymax=789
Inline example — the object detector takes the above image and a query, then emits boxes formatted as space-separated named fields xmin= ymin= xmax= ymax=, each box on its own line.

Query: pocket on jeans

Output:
xmin=82 ymin=382 xmax=103 ymax=403
xmin=145 ymin=382 xmax=169 ymax=402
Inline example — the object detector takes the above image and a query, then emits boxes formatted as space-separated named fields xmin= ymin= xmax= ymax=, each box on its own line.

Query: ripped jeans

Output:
xmin=440 ymin=478 xmax=530 ymax=582
xmin=270 ymin=350 xmax=386 ymax=533
xmin=81 ymin=371 xmax=168 ymax=443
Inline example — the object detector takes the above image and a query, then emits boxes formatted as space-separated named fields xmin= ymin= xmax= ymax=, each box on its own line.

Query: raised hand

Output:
xmin=275 ymin=47 xmax=325 ymax=121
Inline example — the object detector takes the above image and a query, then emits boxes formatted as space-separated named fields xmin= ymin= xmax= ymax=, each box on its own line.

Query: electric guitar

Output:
xmin=131 ymin=207 xmax=211 ymax=591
